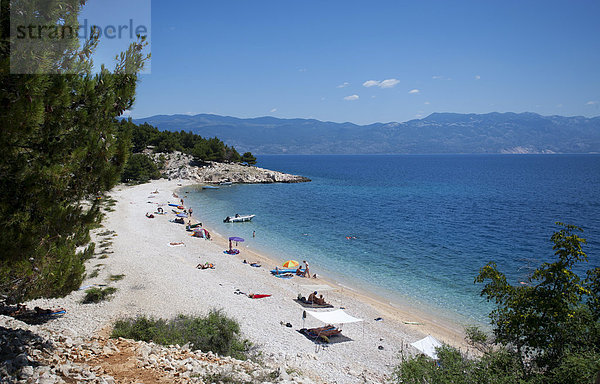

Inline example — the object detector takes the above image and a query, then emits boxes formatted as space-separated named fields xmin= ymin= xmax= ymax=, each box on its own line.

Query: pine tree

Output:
xmin=0 ymin=0 xmax=149 ymax=302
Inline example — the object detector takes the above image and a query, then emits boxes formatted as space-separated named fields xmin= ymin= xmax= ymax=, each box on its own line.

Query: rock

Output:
xmin=59 ymin=363 xmax=71 ymax=376
xmin=138 ymin=344 xmax=151 ymax=359
xmin=152 ymin=152 xmax=310 ymax=184
xmin=19 ymin=365 xmax=34 ymax=378
xmin=278 ymin=366 xmax=290 ymax=381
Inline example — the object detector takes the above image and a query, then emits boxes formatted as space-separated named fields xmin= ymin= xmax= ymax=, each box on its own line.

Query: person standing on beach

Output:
xmin=189 ymin=207 xmax=193 ymax=217
xmin=303 ymin=260 xmax=310 ymax=278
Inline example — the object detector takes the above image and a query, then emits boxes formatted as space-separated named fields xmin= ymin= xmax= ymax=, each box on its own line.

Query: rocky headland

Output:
xmin=153 ymin=152 xmax=310 ymax=184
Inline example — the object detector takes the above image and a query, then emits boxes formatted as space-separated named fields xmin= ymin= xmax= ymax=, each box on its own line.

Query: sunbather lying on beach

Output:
xmin=306 ymin=324 xmax=341 ymax=338
xmin=196 ymin=262 xmax=214 ymax=269
xmin=34 ymin=306 xmax=66 ymax=315
xmin=170 ymin=242 xmax=185 ymax=246
xmin=243 ymin=260 xmax=262 ymax=267
xmin=295 ymin=267 xmax=306 ymax=277
xmin=146 ymin=213 xmax=154 ymax=218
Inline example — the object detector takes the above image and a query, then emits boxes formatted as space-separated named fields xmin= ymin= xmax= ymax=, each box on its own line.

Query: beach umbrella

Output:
xmin=283 ymin=260 xmax=299 ymax=268
xmin=229 ymin=237 xmax=245 ymax=242
xmin=176 ymin=213 xmax=187 ymax=217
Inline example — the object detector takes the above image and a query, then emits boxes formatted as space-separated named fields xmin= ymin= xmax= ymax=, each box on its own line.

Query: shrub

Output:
xmin=111 ymin=310 xmax=251 ymax=359
xmin=121 ymin=153 xmax=161 ymax=184
xmin=109 ymin=274 xmax=125 ymax=281
xmin=82 ymin=287 xmax=117 ymax=304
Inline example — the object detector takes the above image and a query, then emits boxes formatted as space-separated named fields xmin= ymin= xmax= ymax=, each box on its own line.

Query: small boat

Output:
xmin=219 ymin=181 xmax=233 ymax=185
xmin=202 ymin=185 xmax=219 ymax=190
xmin=224 ymin=214 xmax=255 ymax=223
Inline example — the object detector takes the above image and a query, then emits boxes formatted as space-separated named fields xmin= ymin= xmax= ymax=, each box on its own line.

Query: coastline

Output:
xmin=196 ymin=205 xmax=471 ymax=348
xmin=175 ymin=181 xmax=474 ymax=360
xmin=20 ymin=178 xmax=473 ymax=383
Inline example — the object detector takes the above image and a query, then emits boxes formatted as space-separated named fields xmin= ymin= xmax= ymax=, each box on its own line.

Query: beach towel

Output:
xmin=248 ymin=294 xmax=271 ymax=299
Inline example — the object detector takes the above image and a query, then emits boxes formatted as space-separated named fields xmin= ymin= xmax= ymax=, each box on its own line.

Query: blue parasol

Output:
xmin=176 ymin=213 xmax=187 ymax=217
xmin=229 ymin=237 xmax=245 ymax=242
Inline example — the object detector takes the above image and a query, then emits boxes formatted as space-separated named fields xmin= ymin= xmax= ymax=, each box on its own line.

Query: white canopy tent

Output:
xmin=410 ymin=335 xmax=443 ymax=359
xmin=305 ymin=309 xmax=363 ymax=324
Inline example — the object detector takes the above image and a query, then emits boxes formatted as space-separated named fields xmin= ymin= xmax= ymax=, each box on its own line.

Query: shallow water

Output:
xmin=182 ymin=154 xmax=600 ymax=325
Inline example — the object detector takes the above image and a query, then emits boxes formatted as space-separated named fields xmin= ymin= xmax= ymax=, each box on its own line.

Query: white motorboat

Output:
xmin=223 ymin=214 xmax=255 ymax=223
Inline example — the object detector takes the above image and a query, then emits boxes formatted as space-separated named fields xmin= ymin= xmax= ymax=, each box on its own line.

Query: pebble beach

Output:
xmin=5 ymin=178 xmax=472 ymax=384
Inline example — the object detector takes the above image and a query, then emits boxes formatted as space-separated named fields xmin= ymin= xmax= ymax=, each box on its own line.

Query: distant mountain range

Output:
xmin=133 ymin=112 xmax=600 ymax=154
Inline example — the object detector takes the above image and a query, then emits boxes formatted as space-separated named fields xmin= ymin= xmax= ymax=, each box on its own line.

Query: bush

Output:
xmin=109 ymin=274 xmax=125 ymax=281
xmin=121 ymin=154 xmax=161 ymax=184
xmin=241 ymin=152 xmax=257 ymax=165
xmin=82 ymin=287 xmax=117 ymax=304
xmin=111 ymin=310 xmax=251 ymax=359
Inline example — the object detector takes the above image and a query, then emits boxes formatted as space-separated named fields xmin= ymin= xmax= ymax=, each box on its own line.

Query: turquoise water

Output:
xmin=181 ymin=155 xmax=600 ymax=325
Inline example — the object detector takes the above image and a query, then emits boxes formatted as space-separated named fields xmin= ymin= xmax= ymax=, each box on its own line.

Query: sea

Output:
xmin=181 ymin=155 xmax=600 ymax=326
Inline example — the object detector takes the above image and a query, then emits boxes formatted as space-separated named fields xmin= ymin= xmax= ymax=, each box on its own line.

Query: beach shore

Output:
xmin=24 ymin=178 xmax=472 ymax=383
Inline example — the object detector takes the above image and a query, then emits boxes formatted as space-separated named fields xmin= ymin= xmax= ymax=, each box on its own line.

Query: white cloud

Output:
xmin=344 ymin=94 xmax=359 ymax=101
xmin=424 ymin=101 xmax=430 ymax=105
xmin=586 ymin=101 xmax=598 ymax=105
xmin=409 ymin=89 xmax=420 ymax=94
xmin=475 ymin=75 xmax=481 ymax=80
xmin=432 ymin=75 xmax=443 ymax=80
xmin=337 ymin=82 xmax=350 ymax=88
xmin=298 ymin=68 xmax=307 ymax=72
xmin=363 ymin=78 xmax=399 ymax=88
xmin=270 ymin=108 xmax=277 ymax=113
xmin=363 ymin=80 xmax=380 ymax=87
xmin=379 ymin=78 xmax=400 ymax=88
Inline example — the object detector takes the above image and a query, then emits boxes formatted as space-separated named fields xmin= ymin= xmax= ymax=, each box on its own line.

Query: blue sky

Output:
xmin=83 ymin=0 xmax=600 ymax=124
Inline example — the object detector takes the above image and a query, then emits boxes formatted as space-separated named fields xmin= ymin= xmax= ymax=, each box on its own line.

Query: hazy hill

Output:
xmin=133 ymin=112 xmax=600 ymax=154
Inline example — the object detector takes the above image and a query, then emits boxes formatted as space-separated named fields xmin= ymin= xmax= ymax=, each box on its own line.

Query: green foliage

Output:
xmin=108 ymin=274 xmax=125 ymax=281
xmin=120 ymin=121 xmax=252 ymax=164
xmin=82 ymin=287 xmax=117 ymax=304
xmin=475 ymin=223 xmax=598 ymax=371
xmin=241 ymin=152 xmax=257 ymax=165
xmin=111 ymin=310 xmax=252 ymax=359
xmin=394 ymin=223 xmax=600 ymax=383
xmin=0 ymin=0 xmax=148 ymax=303
xmin=121 ymin=153 xmax=161 ymax=184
